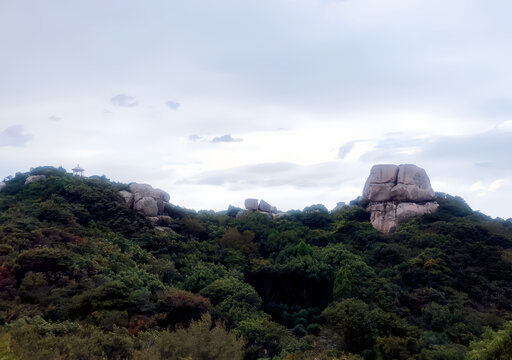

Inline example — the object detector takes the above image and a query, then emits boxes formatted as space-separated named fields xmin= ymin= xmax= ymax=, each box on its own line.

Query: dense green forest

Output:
xmin=0 ymin=166 xmax=511 ymax=359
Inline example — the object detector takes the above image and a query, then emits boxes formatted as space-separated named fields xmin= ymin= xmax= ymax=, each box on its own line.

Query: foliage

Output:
xmin=466 ymin=321 xmax=512 ymax=360
xmin=0 ymin=166 xmax=511 ymax=359
xmin=134 ymin=314 xmax=244 ymax=360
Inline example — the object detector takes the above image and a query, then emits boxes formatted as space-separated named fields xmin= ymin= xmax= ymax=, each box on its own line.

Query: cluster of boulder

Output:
xmin=361 ymin=164 xmax=438 ymax=233
xmin=119 ymin=183 xmax=170 ymax=217
xmin=237 ymin=198 xmax=279 ymax=218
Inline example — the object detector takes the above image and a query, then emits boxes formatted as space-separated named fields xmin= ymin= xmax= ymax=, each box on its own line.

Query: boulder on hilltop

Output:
xmin=121 ymin=183 xmax=170 ymax=217
xmin=362 ymin=164 xmax=438 ymax=233
xmin=25 ymin=175 xmax=47 ymax=184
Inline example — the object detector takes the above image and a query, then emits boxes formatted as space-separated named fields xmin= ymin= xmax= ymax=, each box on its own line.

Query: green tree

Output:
xmin=466 ymin=321 xmax=512 ymax=360
xmin=136 ymin=314 xmax=244 ymax=360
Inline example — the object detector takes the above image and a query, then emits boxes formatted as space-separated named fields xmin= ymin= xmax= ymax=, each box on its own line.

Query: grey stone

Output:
xmin=129 ymin=183 xmax=155 ymax=197
xmin=133 ymin=197 xmax=159 ymax=217
xmin=258 ymin=199 xmax=272 ymax=212
xmin=154 ymin=188 xmax=170 ymax=202
xmin=368 ymin=164 xmax=399 ymax=184
xmin=367 ymin=201 xmax=439 ymax=233
xmin=365 ymin=183 xmax=395 ymax=202
xmin=25 ymin=175 xmax=46 ymax=184
xmin=396 ymin=202 xmax=439 ymax=223
xmin=362 ymin=164 xmax=398 ymax=201
xmin=367 ymin=202 xmax=398 ymax=233
xmin=245 ymin=198 xmax=259 ymax=210
xmin=128 ymin=183 xmax=170 ymax=215
xmin=397 ymin=164 xmax=432 ymax=187
xmin=156 ymin=199 xmax=165 ymax=214
xmin=362 ymin=164 xmax=438 ymax=233
xmin=270 ymin=206 xmax=278 ymax=214
xmin=362 ymin=163 xmax=435 ymax=203
xmin=119 ymin=190 xmax=134 ymax=208
xmin=129 ymin=183 xmax=169 ymax=202
xmin=390 ymin=184 xmax=435 ymax=202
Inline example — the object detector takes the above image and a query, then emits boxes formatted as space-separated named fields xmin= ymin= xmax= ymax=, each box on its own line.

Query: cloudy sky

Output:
xmin=1 ymin=0 xmax=512 ymax=218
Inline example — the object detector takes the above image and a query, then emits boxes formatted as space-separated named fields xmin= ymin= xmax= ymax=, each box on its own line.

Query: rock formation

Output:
xmin=119 ymin=183 xmax=170 ymax=217
xmin=238 ymin=198 xmax=279 ymax=218
xmin=244 ymin=198 xmax=259 ymax=211
xmin=362 ymin=164 xmax=438 ymax=233
xmin=258 ymin=199 xmax=272 ymax=213
xmin=25 ymin=175 xmax=46 ymax=184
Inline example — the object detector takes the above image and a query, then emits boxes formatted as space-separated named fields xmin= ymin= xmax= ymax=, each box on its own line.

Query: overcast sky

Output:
xmin=1 ymin=0 xmax=512 ymax=218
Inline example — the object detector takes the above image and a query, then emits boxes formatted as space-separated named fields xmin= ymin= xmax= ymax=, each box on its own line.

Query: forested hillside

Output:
xmin=0 ymin=167 xmax=511 ymax=359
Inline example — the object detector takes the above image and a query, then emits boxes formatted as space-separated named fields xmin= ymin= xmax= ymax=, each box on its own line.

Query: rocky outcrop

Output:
xmin=362 ymin=164 xmax=438 ymax=233
xmin=239 ymin=198 xmax=279 ymax=218
xmin=119 ymin=190 xmax=134 ymax=208
xmin=258 ymin=199 xmax=272 ymax=213
xmin=133 ymin=197 xmax=159 ymax=217
xmin=120 ymin=183 xmax=170 ymax=217
xmin=245 ymin=198 xmax=259 ymax=211
xmin=25 ymin=175 xmax=46 ymax=184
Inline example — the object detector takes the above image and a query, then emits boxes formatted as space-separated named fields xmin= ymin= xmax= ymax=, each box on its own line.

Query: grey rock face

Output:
xmin=129 ymin=183 xmax=170 ymax=202
xmin=258 ymin=199 xmax=272 ymax=212
xmin=362 ymin=164 xmax=435 ymax=203
xmin=396 ymin=202 xmax=439 ymax=224
xmin=153 ymin=188 xmax=170 ymax=202
xmin=0 ymin=182 xmax=5 ymax=192
xmin=245 ymin=198 xmax=259 ymax=210
xmin=133 ymin=196 xmax=159 ymax=217
xmin=243 ymin=198 xmax=279 ymax=217
xmin=119 ymin=190 xmax=134 ymax=208
xmin=25 ymin=175 xmax=46 ymax=184
xmin=362 ymin=164 xmax=438 ymax=233
xmin=122 ymin=183 xmax=170 ymax=217
xmin=367 ymin=201 xmax=439 ymax=233
xmin=156 ymin=200 xmax=165 ymax=214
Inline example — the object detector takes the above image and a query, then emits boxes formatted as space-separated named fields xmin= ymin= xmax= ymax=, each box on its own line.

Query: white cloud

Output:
xmin=165 ymin=100 xmax=180 ymax=110
xmin=0 ymin=125 xmax=32 ymax=147
xmin=490 ymin=179 xmax=505 ymax=191
xmin=110 ymin=94 xmax=138 ymax=107
xmin=211 ymin=134 xmax=243 ymax=143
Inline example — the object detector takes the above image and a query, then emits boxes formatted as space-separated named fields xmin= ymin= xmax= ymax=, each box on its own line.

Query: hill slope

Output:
xmin=0 ymin=167 xmax=511 ymax=359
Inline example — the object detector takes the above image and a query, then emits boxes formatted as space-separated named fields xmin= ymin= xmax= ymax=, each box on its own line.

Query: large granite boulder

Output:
xmin=243 ymin=198 xmax=279 ymax=218
xmin=362 ymin=164 xmax=438 ymax=233
xmin=121 ymin=183 xmax=170 ymax=217
xmin=362 ymin=164 xmax=435 ymax=203
xmin=119 ymin=190 xmax=134 ymax=208
xmin=258 ymin=199 xmax=272 ymax=212
xmin=367 ymin=201 xmax=438 ymax=233
xmin=129 ymin=183 xmax=169 ymax=201
xmin=25 ymin=175 xmax=46 ymax=184
xmin=245 ymin=198 xmax=259 ymax=210
xmin=133 ymin=196 xmax=159 ymax=217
